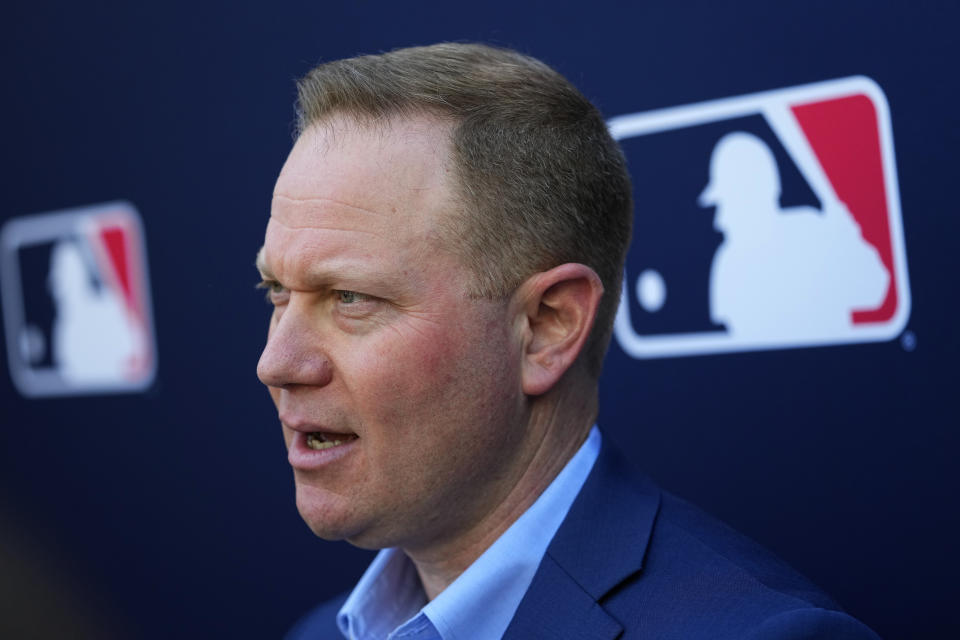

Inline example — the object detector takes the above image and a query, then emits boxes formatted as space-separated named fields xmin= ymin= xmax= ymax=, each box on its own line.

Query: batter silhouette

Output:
xmin=49 ymin=239 xmax=139 ymax=383
xmin=699 ymin=131 xmax=888 ymax=340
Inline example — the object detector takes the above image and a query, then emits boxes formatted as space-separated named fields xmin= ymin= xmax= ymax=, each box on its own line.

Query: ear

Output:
xmin=514 ymin=263 xmax=604 ymax=396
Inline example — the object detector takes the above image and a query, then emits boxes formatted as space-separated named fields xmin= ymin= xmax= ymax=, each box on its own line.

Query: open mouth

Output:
xmin=305 ymin=432 xmax=358 ymax=451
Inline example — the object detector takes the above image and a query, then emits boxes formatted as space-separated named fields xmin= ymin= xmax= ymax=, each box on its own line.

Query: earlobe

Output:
xmin=518 ymin=264 xmax=604 ymax=396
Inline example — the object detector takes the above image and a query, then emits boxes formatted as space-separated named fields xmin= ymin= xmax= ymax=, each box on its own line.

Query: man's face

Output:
xmin=257 ymin=115 xmax=530 ymax=552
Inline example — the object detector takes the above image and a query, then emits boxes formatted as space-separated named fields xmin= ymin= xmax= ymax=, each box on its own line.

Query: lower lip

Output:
xmin=287 ymin=431 xmax=358 ymax=471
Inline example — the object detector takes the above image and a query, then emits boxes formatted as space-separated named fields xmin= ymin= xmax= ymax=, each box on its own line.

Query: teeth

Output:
xmin=306 ymin=433 xmax=344 ymax=450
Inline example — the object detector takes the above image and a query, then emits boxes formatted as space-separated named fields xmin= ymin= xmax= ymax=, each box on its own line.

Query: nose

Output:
xmin=257 ymin=306 xmax=333 ymax=389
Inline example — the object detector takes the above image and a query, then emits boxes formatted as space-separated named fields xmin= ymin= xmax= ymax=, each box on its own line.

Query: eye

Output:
xmin=336 ymin=290 xmax=366 ymax=304
xmin=257 ymin=279 xmax=288 ymax=304
xmin=334 ymin=290 xmax=381 ymax=321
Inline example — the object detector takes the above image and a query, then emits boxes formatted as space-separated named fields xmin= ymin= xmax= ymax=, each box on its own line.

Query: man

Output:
xmin=256 ymin=43 xmax=879 ymax=639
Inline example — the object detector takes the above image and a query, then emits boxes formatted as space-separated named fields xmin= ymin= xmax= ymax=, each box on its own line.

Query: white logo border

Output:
xmin=609 ymin=76 xmax=911 ymax=359
xmin=0 ymin=201 xmax=159 ymax=396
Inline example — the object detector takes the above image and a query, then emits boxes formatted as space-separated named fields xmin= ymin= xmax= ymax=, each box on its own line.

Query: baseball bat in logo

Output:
xmin=0 ymin=201 xmax=157 ymax=396
xmin=609 ymin=76 xmax=910 ymax=358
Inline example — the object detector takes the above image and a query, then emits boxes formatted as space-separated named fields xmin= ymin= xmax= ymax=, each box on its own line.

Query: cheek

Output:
xmin=363 ymin=326 xmax=466 ymax=407
xmin=380 ymin=317 xmax=515 ymax=431
xmin=347 ymin=320 xmax=477 ymax=439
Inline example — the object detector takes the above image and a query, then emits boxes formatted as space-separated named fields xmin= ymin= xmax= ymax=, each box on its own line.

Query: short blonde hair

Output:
xmin=296 ymin=43 xmax=633 ymax=375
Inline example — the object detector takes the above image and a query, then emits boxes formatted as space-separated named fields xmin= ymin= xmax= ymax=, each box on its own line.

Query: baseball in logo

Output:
xmin=610 ymin=76 xmax=910 ymax=358
xmin=1 ymin=201 xmax=157 ymax=396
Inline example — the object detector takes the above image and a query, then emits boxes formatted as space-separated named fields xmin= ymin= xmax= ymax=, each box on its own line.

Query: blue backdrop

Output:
xmin=2 ymin=1 xmax=957 ymax=637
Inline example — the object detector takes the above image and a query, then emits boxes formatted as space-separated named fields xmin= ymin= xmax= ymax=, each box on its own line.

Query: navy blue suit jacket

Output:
xmin=288 ymin=438 xmax=880 ymax=639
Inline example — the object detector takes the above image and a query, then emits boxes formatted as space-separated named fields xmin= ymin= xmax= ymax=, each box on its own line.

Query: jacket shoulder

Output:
xmin=605 ymin=488 xmax=880 ymax=638
xmin=530 ymin=439 xmax=882 ymax=639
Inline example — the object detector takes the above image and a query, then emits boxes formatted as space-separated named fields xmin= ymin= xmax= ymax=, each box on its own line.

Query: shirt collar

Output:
xmin=337 ymin=547 xmax=427 ymax=640
xmin=338 ymin=426 xmax=601 ymax=640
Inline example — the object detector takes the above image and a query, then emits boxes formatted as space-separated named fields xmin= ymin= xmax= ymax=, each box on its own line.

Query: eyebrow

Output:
xmin=255 ymin=246 xmax=390 ymax=292
xmin=254 ymin=247 xmax=273 ymax=279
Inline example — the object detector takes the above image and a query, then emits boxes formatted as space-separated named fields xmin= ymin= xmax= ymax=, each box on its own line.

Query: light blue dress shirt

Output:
xmin=336 ymin=426 xmax=602 ymax=640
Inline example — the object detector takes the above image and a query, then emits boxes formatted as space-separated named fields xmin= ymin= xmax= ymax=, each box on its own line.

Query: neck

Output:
xmin=406 ymin=375 xmax=597 ymax=600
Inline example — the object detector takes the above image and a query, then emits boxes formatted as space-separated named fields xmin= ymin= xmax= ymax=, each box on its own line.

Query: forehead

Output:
xmin=274 ymin=114 xmax=455 ymax=220
xmin=263 ymin=114 xmax=460 ymax=279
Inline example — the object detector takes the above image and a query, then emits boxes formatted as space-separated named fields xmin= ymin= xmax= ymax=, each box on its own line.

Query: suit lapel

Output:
xmin=504 ymin=438 xmax=661 ymax=639
xmin=502 ymin=553 xmax=622 ymax=640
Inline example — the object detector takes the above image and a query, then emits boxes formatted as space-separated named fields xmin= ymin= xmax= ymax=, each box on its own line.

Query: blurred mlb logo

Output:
xmin=610 ymin=76 xmax=910 ymax=358
xmin=1 ymin=202 xmax=157 ymax=396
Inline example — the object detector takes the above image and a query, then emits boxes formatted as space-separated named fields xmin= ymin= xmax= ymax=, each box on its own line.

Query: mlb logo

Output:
xmin=609 ymin=76 xmax=911 ymax=358
xmin=0 ymin=201 xmax=157 ymax=396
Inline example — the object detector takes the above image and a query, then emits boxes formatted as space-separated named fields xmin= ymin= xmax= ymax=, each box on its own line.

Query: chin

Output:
xmin=295 ymin=486 xmax=351 ymax=540
xmin=294 ymin=484 xmax=382 ymax=548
